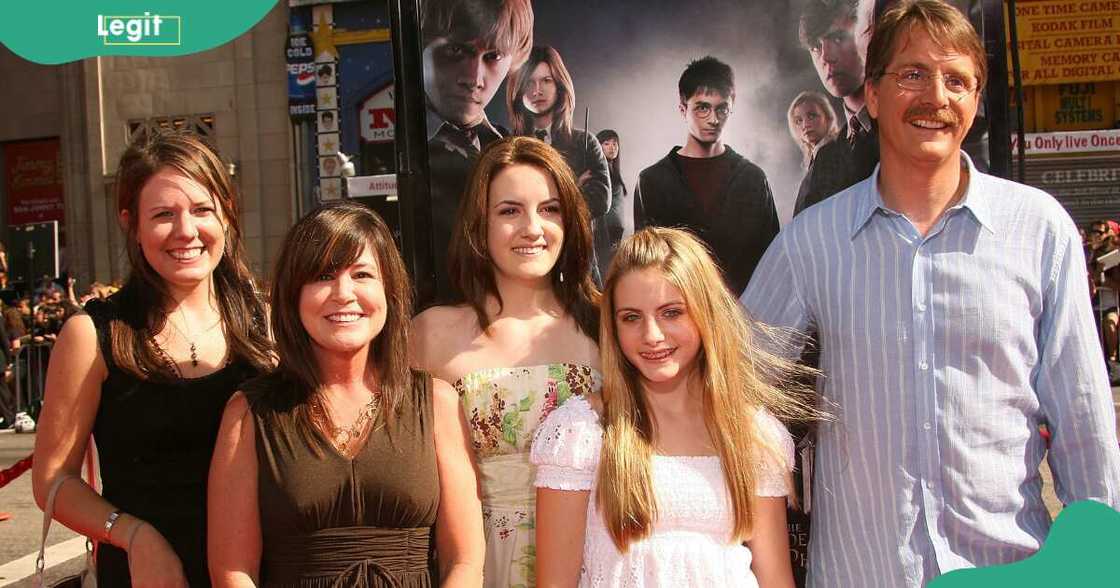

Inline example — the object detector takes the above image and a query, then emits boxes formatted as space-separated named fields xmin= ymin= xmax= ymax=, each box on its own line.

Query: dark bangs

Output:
xmin=304 ymin=223 xmax=373 ymax=284
xmin=267 ymin=202 xmax=414 ymax=447
xmin=270 ymin=205 xmax=383 ymax=386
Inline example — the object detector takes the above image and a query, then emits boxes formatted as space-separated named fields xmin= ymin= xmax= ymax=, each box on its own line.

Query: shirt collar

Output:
xmin=845 ymin=105 xmax=872 ymax=134
xmin=425 ymin=107 xmax=501 ymax=142
xmin=955 ymin=151 xmax=994 ymax=232
xmin=850 ymin=151 xmax=994 ymax=238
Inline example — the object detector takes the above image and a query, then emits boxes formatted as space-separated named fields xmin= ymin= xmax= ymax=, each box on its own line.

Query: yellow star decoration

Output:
xmin=309 ymin=8 xmax=339 ymax=62
xmin=321 ymin=138 xmax=337 ymax=153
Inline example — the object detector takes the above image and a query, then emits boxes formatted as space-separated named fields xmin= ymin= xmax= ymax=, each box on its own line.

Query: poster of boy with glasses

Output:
xmin=633 ymin=56 xmax=780 ymax=298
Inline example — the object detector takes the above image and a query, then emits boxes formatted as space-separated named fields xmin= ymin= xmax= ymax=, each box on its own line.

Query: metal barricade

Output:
xmin=13 ymin=339 xmax=53 ymax=415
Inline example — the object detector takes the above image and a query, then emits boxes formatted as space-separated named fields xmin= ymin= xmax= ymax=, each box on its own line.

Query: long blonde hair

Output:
xmin=597 ymin=227 xmax=816 ymax=550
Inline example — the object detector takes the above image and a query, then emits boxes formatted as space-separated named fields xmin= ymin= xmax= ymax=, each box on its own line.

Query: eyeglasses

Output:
xmin=880 ymin=68 xmax=977 ymax=99
xmin=692 ymin=103 xmax=732 ymax=120
xmin=1090 ymin=229 xmax=1108 ymax=236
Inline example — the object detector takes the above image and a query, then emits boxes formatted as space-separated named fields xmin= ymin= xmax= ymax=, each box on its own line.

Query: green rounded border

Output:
xmin=0 ymin=1 xmax=277 ymax=65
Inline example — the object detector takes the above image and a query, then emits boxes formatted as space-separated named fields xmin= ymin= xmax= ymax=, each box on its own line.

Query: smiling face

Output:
xmin=613 ymin=267 xmax=702 ymax=392
xmin=792 ymin=101 xmax=829 ymax=146
xmin=298 ymin=247 xmax=387 ymax=359
xmin=680 ymin=88 xmax=732 ymax=146
xmin=131 ymin=168 xmax=226 ymax=296
xmin=486 ymin=163 xmax=565 ymax=285
xmin=809 ymin=15 xmax=865 ymax=99
xmin=423 ymin=36 xmax=512 ymax=126
xmin=866 ymin=27 xmax=980 ymax=170
xmin=521 ymin=61 xmax=558 ymax=116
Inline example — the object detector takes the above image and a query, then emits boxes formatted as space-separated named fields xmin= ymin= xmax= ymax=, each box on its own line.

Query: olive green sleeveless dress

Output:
xmin=244 ymin=370 xmax=438 ymax=587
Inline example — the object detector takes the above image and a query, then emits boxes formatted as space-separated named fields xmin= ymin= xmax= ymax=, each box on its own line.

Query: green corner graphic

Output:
xmin=0 ymin=1 xmax=276 ymax=65
xmin=931 ymin=500 xmax=1120 ymax=587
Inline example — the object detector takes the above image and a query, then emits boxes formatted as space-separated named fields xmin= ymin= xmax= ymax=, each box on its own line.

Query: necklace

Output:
xmin=149 ymin=334 xmax=184 ymax=379
xmin=165 ymin=309 xmax=222 ymax=367
xmin=148 ymin=331 xmax=232 ymax=379
xmin=310 ymin=391 xmax=380 ymax=456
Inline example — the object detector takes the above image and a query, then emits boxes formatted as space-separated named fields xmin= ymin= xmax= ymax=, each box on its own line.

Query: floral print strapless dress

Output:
xmin=454 ymin=363 xmax=601 ymax=588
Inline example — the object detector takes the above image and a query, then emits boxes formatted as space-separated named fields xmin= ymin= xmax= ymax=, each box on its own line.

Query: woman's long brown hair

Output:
xmin=266 ymin=202 xmax=414 ymax=446
xmin=447 ymin=136 xmax=599 ymax=339
xmin=110 ymin=129 xmax=271 ymax=379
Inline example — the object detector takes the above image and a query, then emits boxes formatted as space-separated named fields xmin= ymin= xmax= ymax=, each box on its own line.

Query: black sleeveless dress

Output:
xmin=86 ymin=297 xmax=258 ymax=587
xmin=244 ymin=370 xmax=439 ymax=587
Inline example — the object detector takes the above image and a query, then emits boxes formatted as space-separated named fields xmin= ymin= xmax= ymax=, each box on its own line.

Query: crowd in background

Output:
xmin=11 ymin=0 xmax=1120 ymax=585
xmin=1084 ymin=220 xmax=1120 ymax=376
xmin=0 ymin=271 xmax=122 ymax=428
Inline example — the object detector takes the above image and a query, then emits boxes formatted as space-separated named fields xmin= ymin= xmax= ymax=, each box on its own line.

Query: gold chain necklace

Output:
xmin=310 ymin=391 xmax=380 ymax=456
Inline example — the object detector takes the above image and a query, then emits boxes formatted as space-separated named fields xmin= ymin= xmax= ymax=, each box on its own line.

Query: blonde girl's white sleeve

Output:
xmin=530 ymin=396 xmax=603 ymax=491
xmin=754 ymin=409 xmax=795 ymax=497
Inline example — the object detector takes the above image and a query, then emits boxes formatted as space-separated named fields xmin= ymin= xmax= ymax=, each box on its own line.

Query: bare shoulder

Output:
xmin=224 ymin=391 xmax=252 ymax=419
xmin=411 ymin=305 xmax=479 ymax=368
xmin=412 ymin=304 xmax=476 ymax=334
xmin=56 ymin=313 xmax=98 ymax=348
xmin=219 ymin=391 xmax=256 ymax=434
xmin=430 ymin=377 xmax=468 ymax=445
xmin=430 ymin=377 xmax=460 ymax=418
xmin=52 ymin=313 xmax=105 ymax=373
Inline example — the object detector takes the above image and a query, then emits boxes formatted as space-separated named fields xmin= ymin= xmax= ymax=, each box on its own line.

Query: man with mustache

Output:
xmin=422 ymin=0 xmax=533 ymax=301
xmin=793 ymin=0 xmax=884 ymax=216
xmin=633 ymin=56 xmax=780 ymax=297
xmin=743 ymin=1 xmax=1120 ymax=586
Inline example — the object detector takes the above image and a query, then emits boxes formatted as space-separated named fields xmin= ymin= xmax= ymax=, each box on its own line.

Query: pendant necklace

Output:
xmin=164 ymin=308 xmax=223 ymax=368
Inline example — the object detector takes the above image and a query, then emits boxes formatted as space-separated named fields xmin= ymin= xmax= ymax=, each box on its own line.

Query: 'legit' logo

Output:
xmin=97 ymin=13 xmax=181 ymax=45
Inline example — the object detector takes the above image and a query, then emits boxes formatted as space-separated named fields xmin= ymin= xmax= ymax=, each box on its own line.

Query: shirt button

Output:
xmin=923 ymin=422 xmax=931 ymax=431
xmin=918 ymin=361 xmax=929 ymax=370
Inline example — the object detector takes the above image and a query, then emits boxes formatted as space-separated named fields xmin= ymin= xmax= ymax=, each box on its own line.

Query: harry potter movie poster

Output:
xmin=419 ymin=0 xmax=991 ymax=300
xmin=417 ymin=1 xmax=995 ymax=582
xmin=417 ymin=0 xmax=994 ymax=583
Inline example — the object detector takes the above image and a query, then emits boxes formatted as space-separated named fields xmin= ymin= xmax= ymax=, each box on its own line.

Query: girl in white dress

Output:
xmin=532 ymin=227 xmax=816 ymax=588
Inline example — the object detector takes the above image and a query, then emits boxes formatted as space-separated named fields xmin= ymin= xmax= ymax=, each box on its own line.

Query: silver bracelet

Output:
xmin=104 ymin=510 xmax=123 ymax=542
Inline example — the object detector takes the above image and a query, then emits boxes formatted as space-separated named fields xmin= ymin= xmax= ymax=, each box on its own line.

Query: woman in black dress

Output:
xmin=32 ymin=130 xmax=272 ymax=587
xmin=208 ymin=202 xmax=483 ymax=587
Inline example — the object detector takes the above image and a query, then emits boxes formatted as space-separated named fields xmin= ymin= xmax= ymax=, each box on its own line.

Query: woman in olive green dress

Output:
xmin=208 ymin=202 xmax=484 ymax=587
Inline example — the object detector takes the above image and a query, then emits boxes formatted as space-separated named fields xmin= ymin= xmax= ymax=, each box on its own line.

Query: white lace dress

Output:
xmin=530 ymin=396 xmax=793 ymax=588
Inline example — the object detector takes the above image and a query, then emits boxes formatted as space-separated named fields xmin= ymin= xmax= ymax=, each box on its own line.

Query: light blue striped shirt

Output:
xmin=742 ymin=153 xmax=1120 ymax=587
